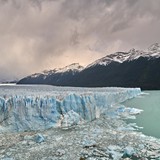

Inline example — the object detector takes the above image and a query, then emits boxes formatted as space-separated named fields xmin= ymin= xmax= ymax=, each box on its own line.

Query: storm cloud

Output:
xmin=0 ymin=0 xmax=160 ymax=81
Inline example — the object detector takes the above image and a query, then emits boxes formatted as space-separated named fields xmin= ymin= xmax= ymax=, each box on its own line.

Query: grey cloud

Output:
xmin=0 ymin=0 xmax=160 ymax=81
xmin=70 ymin=28 xmax=80 ymax=46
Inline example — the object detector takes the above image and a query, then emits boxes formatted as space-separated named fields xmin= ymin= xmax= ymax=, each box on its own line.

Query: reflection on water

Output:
xmin=123 ymin=91 xmax=160 ymax=138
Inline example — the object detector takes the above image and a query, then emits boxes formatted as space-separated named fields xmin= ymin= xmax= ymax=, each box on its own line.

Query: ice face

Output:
xmin=0 ymin=86 xmax=141 ymax=132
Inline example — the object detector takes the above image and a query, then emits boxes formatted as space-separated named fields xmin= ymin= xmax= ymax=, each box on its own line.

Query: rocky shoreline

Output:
xmin=0 ymin=114 xmax=160 ymax=160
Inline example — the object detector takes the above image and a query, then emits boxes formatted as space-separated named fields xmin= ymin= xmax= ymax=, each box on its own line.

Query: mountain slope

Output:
xmin=68 ymin=57 xmax=160 ymax=90
xmin=17 ymin=43 xmax=160 ymax=90
xmin=17 ymin=63 xmax=84 ymax=86
xmin=87 ymin=43 xmax=160 ymax=68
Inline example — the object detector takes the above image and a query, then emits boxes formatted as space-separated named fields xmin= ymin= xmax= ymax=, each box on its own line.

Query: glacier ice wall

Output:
xmin=0 ymin=87 xmax=141 ymax=132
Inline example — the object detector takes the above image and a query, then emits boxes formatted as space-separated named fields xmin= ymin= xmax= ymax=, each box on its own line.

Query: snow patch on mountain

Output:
xmin=55 ymin=63 xmax=84 ymax=73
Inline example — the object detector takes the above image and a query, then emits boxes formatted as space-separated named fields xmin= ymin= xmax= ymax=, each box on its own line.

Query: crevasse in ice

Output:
xmin=0 ymin=87 xmax=141 ymax=132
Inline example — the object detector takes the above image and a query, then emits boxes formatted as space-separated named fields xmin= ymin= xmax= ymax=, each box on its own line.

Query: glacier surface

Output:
xmin=0 ymin=85 xmax=141 ymax=132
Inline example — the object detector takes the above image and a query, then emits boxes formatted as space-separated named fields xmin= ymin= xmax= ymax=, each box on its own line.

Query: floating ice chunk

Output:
xmin=1 ymin=158 xmax=14 ymax=160
xmin=117 ymin=122 xmax=143 ymax=132
xmin=82 ymin=139 xmax=97 ymax=148
xmin=34 ymin=134 xmax=45 ymax=143
xmin=108 ymin=145 xmax=123 ymax=160
xmin=55 ymin=149 xmax=65 ymax=156
xmin=116 ymin=106 xmax=143 ymax=115
xmin=124 ymin=146 xmax=135 ymax=156
xmin=106 ymin=104 xmax=143 ymax=120
xmin=61 ymin=110 xmax=84 ymax=127
xmin=126 ymin=107 xmax=143 ymax=115
xmin=108 ymin=145 xmax=121 ymax=151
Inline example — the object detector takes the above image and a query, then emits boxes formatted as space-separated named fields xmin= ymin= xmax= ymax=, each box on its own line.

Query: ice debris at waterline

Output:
xmin=0 ymin=87 xmax=141 ymax=132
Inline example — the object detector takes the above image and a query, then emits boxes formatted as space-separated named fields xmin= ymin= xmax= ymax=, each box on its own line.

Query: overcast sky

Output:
xmin=0 ymin=0 xmax=160 ymax=81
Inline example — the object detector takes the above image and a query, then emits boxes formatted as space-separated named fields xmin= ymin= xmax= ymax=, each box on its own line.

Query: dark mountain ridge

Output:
xmin=17 ymin=43 xmax=160 ymax=90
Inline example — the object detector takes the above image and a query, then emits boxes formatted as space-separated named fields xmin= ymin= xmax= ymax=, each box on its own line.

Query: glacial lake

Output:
xmin=123 ymin=90 xmax=160 ymax=138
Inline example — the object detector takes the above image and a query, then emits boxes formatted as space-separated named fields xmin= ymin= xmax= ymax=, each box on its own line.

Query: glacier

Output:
xmin=0 ymin=85 xmax=141 ymax=132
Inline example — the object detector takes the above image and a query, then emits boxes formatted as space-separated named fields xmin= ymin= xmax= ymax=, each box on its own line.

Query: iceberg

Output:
xmin=0 ymin=86 xmax=141 ymax=132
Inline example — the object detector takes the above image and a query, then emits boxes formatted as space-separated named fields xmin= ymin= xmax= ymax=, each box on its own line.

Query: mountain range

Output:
xmin=17 ymin=43 xmax=160 ymax=90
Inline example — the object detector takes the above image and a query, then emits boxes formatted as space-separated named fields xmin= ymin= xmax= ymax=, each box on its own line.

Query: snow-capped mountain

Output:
xmin=18 ymin=43 xmax=160 ymax=89
xmin=87 ymin=43 xmax=160 ymax=68
xmin=18 ymin=63 xmax=84 ymax=85
xmin=42 ymin=63 xmax=84 ymax=75
xmin=30 ymin=63 xmax=84 ymax=78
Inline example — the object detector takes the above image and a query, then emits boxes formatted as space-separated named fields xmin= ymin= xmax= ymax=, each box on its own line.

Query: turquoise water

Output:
xmin=123 ymin=91 xmax=160 ymax=138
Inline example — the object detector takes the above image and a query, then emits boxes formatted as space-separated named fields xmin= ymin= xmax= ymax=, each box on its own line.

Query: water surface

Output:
xmin=123 ymin=90 xmax=160 ymax=138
